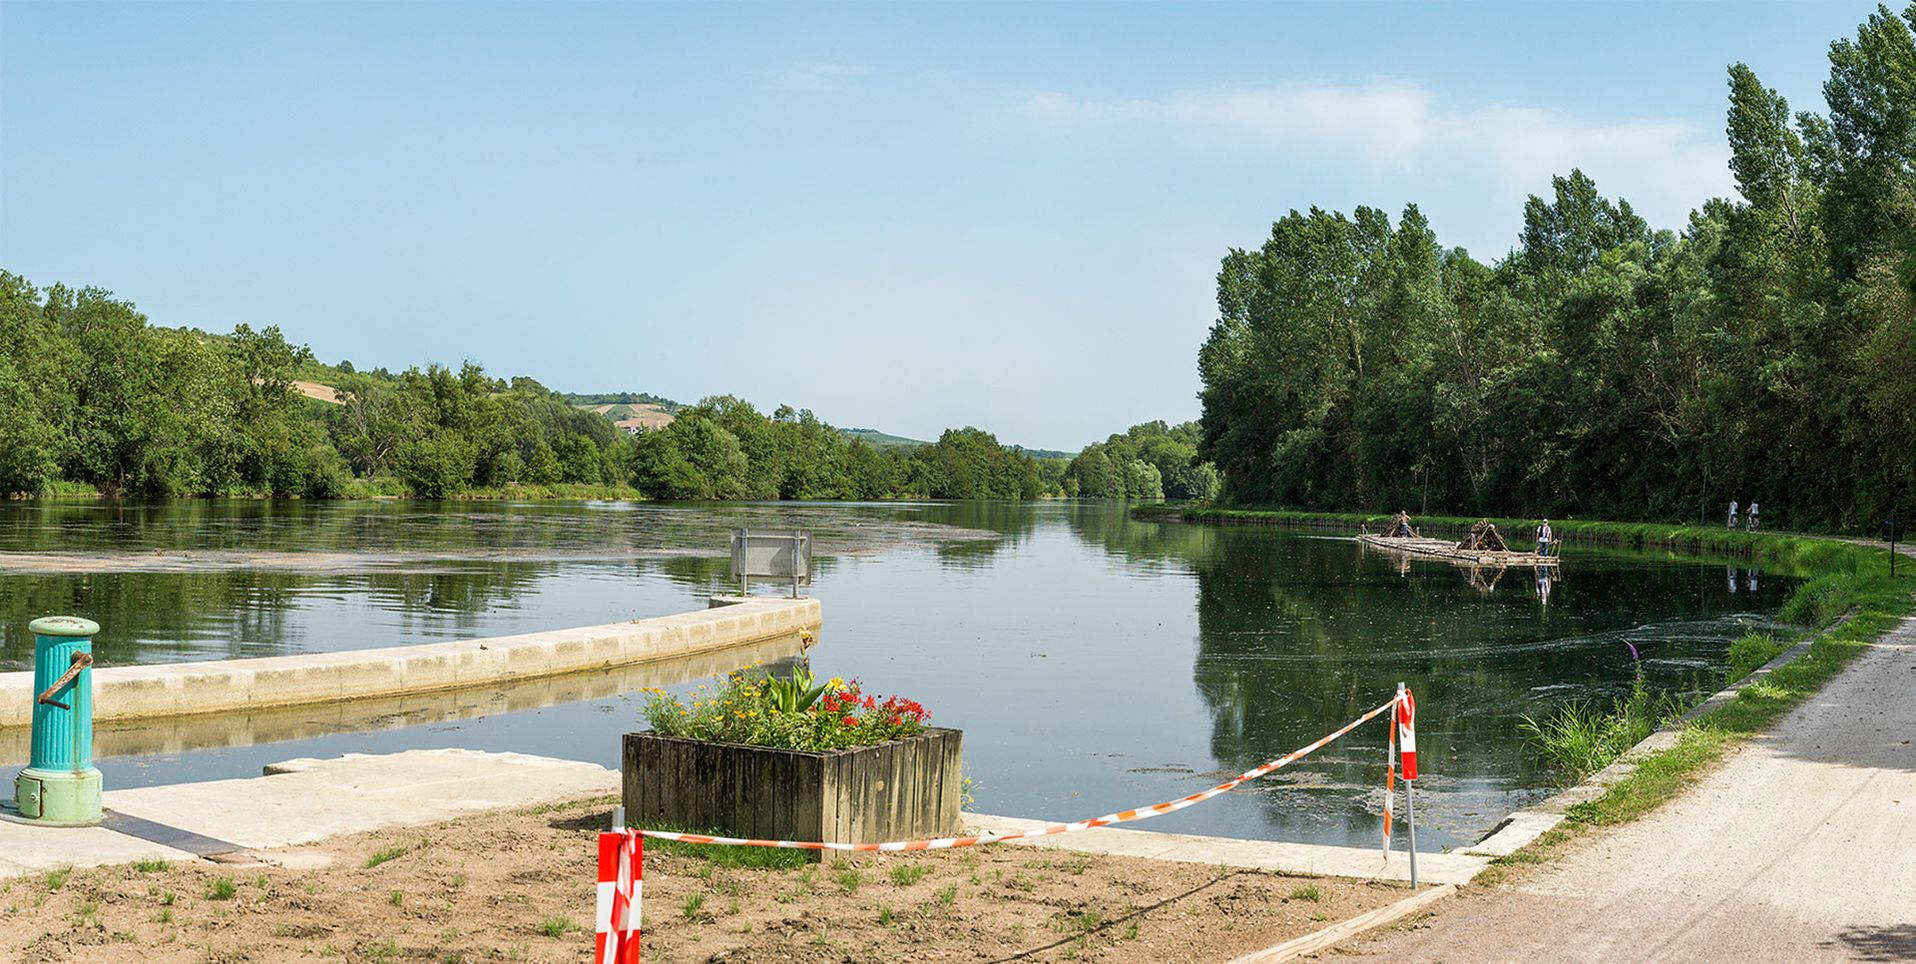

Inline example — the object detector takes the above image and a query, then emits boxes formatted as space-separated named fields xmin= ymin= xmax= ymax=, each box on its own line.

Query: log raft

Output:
xmin=1356 ymin=517 xmax=1560 ymax=567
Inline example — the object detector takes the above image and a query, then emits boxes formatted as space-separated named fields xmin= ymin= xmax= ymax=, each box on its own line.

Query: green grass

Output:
xmin=889 ymin=864 xmax=927 ymax=887
xmin=1726 ymin=632 xmax=1786 ymax=680
xmin=206 ymin=877 xmax=237 ymax=901
xmin=364 ymin=845 xmax=410 ymax=868
xmin=42 ymin=867 xmax=72 ymax=892
xmin=537 ymin=916 xmax=580 ymax=938
xmin=680 ymin=893 xmax=705 ymax=919
xmin=876 ymin=904 xmax=896 ymax=926
xmin=637 ymin=827 xmax=811 ymax=871
xmin=835 ymin=866 xmax=864 ymax=895
xmin=132 ymin=859 xmax=170 ymax=873
xmin=1288 ymin=884 xmax=1322 ymax=902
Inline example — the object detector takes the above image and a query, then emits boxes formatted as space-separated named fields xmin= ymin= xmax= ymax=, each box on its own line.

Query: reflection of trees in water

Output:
xmin=1061 ymin=501 xmax=1220 ymax=567
xmin=0 ymin=563 xmax=552 ymax=670
xmin=918 ymin=501 xmax=1040 ymax=569
xmin=1186 ymin=531 xmax=1796 ymax=839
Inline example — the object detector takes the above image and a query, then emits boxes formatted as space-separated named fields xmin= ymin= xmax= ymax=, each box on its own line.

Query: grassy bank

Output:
xmin=1136 ymin=503 xmax=1915 ymax=881
xmin=1131 ymin=503 xmax=1900 ymax=578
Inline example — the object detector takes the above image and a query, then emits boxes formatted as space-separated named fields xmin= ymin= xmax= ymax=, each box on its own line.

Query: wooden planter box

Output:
xmin=622 ymin=728 xmax=963 ymax=853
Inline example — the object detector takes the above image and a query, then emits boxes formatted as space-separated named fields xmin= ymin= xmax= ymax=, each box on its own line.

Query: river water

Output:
xmin=0 ymin=500 xmax=1792 ymax=849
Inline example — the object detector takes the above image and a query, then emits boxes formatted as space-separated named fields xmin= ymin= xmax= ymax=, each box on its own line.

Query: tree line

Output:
xmin=0 ymin=276 xmax=1061 ymax=502
xmin=1197 ymin=4 xmax=1916 ymax=532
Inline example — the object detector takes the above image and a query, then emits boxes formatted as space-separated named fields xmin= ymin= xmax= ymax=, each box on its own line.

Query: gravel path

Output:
xmin=1344 ymin=612 xmax=1916 ymax=963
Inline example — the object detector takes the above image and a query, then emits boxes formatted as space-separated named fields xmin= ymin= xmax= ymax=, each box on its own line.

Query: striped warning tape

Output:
xmin=635 ymin=695 xmax=1400 ymax=852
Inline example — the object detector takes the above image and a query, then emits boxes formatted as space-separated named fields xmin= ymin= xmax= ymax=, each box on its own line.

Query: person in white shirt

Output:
xmin=1747 ymin=502 xmax=1760 ymax=532
xmin=1728 ymin=500 xmax=1739 ymax=529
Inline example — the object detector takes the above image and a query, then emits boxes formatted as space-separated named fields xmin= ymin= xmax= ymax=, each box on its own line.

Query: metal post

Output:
xmin=792 ymin=528 xmax=801 ymax=599
xmin=740 ymin=527 xmax=749 ymax=596
xmin=1398 ymin=681 xmax=1418 ymax=889
xmin=611 ymin=805 xmax=625 ymax=833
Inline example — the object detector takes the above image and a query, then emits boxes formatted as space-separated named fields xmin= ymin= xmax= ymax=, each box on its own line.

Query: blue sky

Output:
xmin=0 ymin=1 xmax=1879 ymax=450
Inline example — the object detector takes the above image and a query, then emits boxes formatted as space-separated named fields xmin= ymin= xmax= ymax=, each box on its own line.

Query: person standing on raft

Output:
xmin=1536 ymin=518 xmax=1554 ymax=557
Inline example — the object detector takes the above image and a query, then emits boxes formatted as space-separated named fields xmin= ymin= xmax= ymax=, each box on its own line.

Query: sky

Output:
xmin=0 ymin=1 xmax=1883 ymax=451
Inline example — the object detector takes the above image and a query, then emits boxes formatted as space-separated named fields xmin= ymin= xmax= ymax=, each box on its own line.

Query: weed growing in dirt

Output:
xmin=206 ymin=877 xmax=237 ymax=901
xmin=1288 ymin=884 xmax=1321 ymax=902
xmin=877 ymin=905 xmax=896 ymax=926
xmin=537 ymin=916 xmax=580 ymax=938
xmin=42 ymin=867 xmax=71 ymax=892
xmin=362 ymin=937 xmax=400 ymax=962
xmin=133 ymin=859 xmax=169 ymax=873
xmin=642 ymin=830 xmax=808 ymax=870
xmin=889 ymin=864 xmax=927 ymax=887
xmin=934 ymin=885 xmax=957 ymax=906
xmin=365 ymin=845 xmax=409 ymax=868
xmin=388 ymin=890 xmax=404 ymax=906
xmin=156 ymin=889 xmax=175 ymax=906
xmin=834 ymin=867 xmax=863 ymax=895
xmin=681 ymin=894 xmax=705 ymax=919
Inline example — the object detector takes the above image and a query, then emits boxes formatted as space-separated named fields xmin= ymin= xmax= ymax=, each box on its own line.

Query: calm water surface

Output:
xmin=0 ymin=500 xmax=1792 ymax=849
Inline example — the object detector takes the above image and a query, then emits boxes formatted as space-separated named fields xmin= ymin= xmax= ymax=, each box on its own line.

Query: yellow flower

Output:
xmin=827 ymin=677 xmax=845 ymax=689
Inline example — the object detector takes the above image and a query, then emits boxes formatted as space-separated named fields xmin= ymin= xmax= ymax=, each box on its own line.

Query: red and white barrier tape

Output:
xmin=635 ymin=696 xmax=1399 ymax=853
xmin=595 ymin=830 xmax=642 ymax=963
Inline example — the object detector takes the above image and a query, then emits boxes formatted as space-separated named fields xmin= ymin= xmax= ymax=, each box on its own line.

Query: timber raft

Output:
xmin=1356 ymin=516 xmax=1560 ymax=567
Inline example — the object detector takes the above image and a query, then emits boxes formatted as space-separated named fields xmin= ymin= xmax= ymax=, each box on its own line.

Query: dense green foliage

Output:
xmin=0 ymin=275 xmax=348 ymax=499
xmin=1063 ymin=420 xmax=1220 ymax=501
xmin=0 ymin=275 xmax=1056 ymax=502
xmin=1197 ymin=6 xmax=1916 ymax=532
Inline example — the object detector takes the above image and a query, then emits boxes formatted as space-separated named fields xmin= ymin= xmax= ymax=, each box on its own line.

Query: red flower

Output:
xmin=841 ymin=715 xmax=857 ymax=727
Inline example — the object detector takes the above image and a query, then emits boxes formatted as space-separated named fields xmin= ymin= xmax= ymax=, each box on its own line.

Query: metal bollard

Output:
xmin=8 ymin=616 xmax=103 ymax=825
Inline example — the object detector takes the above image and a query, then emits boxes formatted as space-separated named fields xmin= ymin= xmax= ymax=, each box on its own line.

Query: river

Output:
xmin=0 ymin=499 xmax=1792 ymax=849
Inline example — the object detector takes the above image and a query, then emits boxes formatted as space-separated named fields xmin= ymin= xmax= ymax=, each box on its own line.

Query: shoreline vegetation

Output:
xmin=1140 ymin=502 xmax=1916 ymax=872
xmin=1 ymin=271 xmax=1220 ymax=506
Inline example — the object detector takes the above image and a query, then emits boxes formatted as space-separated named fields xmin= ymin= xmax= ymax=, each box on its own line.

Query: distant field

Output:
xmin=292 ymin=380 xmax=341 ymax=404
xmin=587 ymin=402 xmax=676 ymax=431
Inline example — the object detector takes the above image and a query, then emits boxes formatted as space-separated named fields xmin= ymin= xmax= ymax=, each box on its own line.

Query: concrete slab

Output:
xmin=963 ymin=813 xmax=1490 ymax=886
xmin=101 ymin=749 xmax=618 ymax=851
xmin=0 ymin=820 xmax=196 ymax=877
xmin=0 ymin=749 xmax=616 ymax=879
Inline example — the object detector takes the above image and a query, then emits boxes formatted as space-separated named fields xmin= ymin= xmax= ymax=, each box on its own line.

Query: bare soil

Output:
xmin=4 ymin=794 xmax=1408 ymax=963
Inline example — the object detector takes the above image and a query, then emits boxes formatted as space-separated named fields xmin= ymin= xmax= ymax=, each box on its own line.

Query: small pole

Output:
xmin=611 ymin=805 xmax=626 ymax=833
xmin=740 ymin=527 xmax=749 ymax=596
xmin=1398 ymin=681 xmax=1418 ymax=889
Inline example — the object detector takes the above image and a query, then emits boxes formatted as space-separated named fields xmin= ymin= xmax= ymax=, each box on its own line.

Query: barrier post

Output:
xmin=1397 ymin=682 xmax=1418 ymax=889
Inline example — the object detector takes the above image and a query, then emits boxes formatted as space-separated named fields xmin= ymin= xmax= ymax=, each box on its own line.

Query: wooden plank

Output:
xmin=1227 ymin=884 xmax=1456 ymax=963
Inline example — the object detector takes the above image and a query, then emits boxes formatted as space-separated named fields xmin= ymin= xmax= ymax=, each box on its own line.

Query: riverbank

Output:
xmin=1131 ymin=503 xmax=1896 ymax=575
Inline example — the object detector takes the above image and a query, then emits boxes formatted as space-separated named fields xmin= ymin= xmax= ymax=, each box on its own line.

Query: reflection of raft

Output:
xmin=1357 ymin=519 xmax=1560 ymax=567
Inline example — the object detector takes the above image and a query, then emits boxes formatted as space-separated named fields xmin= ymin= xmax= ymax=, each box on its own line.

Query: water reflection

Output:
xmin=0 ymin=500 xmax=1797 ymax=848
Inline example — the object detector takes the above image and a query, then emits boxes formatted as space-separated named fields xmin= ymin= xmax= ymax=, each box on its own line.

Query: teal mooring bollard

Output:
xmin=7 ymin=616 xmax=103 ymax=825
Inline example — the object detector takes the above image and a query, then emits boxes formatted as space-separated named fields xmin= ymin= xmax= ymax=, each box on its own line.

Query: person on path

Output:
xmin=1728 ymin=500 xmax=1739 ymax=530
xmin=1536 ymin=518 xmax=1554 ymax=557
xmin=1747 ymin=502 xmax=1760 ymax=532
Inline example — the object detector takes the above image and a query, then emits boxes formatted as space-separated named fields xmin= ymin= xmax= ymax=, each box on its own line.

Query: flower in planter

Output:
xmin=641 ymin=662 xmax=932 ymax=751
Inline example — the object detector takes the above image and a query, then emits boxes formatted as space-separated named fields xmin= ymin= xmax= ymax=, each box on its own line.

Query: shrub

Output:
xmin=1726 ymin=633 xmax=1786 ymax=681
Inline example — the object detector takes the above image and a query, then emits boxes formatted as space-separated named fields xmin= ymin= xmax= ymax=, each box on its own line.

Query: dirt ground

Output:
xmin=3 ymin=794 xmax=1412 ymax=963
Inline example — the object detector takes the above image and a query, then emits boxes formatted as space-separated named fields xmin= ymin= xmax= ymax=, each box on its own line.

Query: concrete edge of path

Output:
xmin=1462 ymin=610 xmax=1865 ymax=862
xmin=962 ymin=814 xmax=1489 ymax=885
xmin=1226 ymin=883 xmax=1457 ymax=963
xmin=0 ymin=595 xmax=820 ymax=727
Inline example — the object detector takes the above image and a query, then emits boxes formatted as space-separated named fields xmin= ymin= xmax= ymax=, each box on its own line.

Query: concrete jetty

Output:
xmin=0 ymin=595 xmax=819 ymax=729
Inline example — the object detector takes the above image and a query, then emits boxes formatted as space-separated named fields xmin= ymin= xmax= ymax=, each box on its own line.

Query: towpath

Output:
xmin=1344 ymin=601 xmax=1916 ymax=962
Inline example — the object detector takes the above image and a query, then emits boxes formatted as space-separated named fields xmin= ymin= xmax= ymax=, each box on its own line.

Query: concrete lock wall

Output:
xmin=0 ymin=596 xmax=820 ymax=728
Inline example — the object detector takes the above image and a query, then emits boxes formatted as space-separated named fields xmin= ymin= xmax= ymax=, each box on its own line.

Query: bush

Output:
xmin=1726 ymin=632 xmax=1785 ymax=681
xmin=1519 ymin=679 xmax=1683 ymax=783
